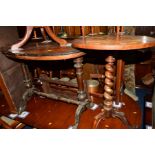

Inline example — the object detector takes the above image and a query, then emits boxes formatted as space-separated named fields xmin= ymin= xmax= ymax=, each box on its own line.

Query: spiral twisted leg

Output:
xmin=93 ymin=56 xmax=132 ymax=129
xmin=93 ymin=56 xmax=115 ymax=128
xmin=103 ymin=56 xmax=115 ymax=117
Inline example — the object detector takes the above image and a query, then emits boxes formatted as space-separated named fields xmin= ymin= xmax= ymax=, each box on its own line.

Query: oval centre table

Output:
xmin=4 ymin=41 xmax=97 ymax=129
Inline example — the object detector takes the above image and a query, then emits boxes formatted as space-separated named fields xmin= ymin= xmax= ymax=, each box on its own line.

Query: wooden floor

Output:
xmin=0 ymin=91 xmax=142 ymax=129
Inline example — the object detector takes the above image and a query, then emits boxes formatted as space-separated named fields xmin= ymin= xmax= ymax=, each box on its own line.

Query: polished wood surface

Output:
xmin=5 ymin=41 xmax=85 ymax=61
xmin=72 ymin=33 xmax=153 ymax=128
xmin=72 ymin=35 xmax=155 ymax=50
xmin=0 ymin=93 xmax=142 ymax=129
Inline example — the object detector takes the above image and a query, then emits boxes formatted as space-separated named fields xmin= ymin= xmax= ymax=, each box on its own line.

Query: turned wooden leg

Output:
xmin=70 ymin=57 xmax=87 ymax=129
xmin=93 ymin=56 xmax=132 ymax=129
xmin=74 ymin=57 xmax=87 ymax=101
xmin=115 ymin=59 xmax=125 ymax=105
xmin=103 ymin=55 xmax=115 ymax=117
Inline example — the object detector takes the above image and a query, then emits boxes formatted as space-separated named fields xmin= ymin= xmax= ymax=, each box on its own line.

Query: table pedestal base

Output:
xmin=93 ymin=109 xmax=132 ymax=128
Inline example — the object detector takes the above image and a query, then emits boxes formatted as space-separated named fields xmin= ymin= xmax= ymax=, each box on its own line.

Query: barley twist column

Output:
xmin=103 ymin=56 xmax=115 ymax=117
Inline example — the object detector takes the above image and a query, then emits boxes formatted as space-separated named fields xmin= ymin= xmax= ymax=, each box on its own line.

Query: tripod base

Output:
xmin=93 ymin=109 xmax=133 ymax=129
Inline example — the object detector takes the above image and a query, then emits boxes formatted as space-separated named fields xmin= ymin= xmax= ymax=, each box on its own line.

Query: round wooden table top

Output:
xmin=72 ymin=35 xmax=155 ymax=51
xmin=4 ymin=41 xmax=85 ymax=61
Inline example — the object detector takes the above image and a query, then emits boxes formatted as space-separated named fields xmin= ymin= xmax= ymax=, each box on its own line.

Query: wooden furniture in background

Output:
xmin=11 ymin=26 xmax=68 ymax=51
xmin=17 ymin=26 xmax=108 ymax=38
xmin=0 ymin=27 xmax=30 ymax=114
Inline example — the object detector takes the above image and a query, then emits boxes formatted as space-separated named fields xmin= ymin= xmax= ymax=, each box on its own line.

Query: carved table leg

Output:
xmin=71 ymin=104 xmax=87 ymax=129
xmin=74 ymin=57 xmax=86 ymax=101
xmin=70 ymin=57 xmax=89 ymax=129
xmin=93 ymin=56 xmax=131 ymax=129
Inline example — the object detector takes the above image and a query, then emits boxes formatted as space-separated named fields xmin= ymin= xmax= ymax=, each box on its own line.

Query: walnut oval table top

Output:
xmin=72 ymin=35 xmax=155 ymax=51
xmin=4 ymin=41 xmax=85 ymax=61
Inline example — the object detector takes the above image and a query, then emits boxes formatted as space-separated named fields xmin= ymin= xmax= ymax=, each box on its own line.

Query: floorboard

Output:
xmin=0 ymin=92 xmax=142 ymax=129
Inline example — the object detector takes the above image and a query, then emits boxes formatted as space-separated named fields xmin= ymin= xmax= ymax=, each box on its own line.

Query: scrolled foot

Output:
xmin=71 ymin=104 xmax=87 ymax=129
xmin=112 ymin=110 xmax=132 ymax=128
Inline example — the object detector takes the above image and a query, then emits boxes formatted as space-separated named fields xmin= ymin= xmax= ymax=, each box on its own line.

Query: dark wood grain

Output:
xmin=5 ymin=41 xmax=85 ymax=61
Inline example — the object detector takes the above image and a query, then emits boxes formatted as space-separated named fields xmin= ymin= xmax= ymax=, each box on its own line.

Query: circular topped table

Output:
xmin=6 ymin=41 xmax=85 ymax=61
xmin=72 ymin=35 xmax=155 ymax=128
xmin=4 ymin=40 xmax=94 ymax=129
xmin=72 ymin=35 xmax=155 ymax=50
